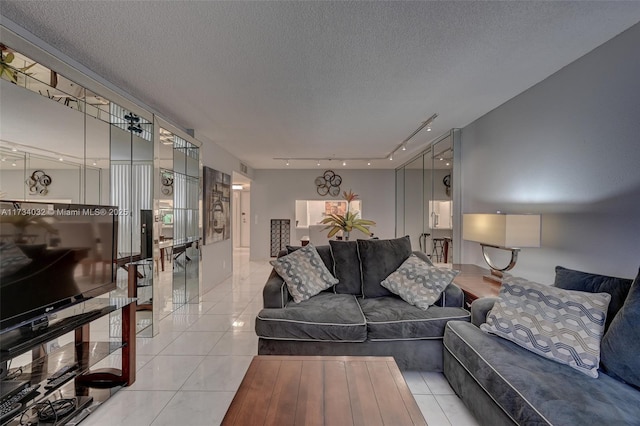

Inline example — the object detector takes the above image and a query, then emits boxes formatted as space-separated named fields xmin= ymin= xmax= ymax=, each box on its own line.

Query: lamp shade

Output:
xmin=462 ymin=214 xmax=541 ymax=248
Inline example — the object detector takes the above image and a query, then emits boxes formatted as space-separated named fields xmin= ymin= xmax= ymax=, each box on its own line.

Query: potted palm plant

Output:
xmin=321 ymin=189 xmax=375 ymax=240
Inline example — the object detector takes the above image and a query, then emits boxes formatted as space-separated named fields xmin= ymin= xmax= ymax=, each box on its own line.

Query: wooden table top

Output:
xmin=451 ymin=263 xmax=502 ymax=301
xmin=222 ymin=355 xmax=428 ymax=426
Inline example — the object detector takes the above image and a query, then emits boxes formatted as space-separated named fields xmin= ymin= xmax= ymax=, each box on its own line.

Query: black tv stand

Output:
xmin=1 ymin=307 xmax=116 ymax=360
xmin=0 ymin=298 xmax=136 ymax=426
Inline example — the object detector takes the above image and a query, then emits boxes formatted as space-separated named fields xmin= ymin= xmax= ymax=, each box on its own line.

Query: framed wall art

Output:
xmin=203 ymin=166 xmax=231 ymax=244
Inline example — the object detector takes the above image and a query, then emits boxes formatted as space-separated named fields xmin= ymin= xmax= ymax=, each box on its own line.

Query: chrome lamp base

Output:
xmin=480 ymin=243 xmax=520 ymax=284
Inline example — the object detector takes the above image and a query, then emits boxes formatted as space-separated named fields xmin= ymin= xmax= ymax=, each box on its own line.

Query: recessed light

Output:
xmin=446 ymin=162 xmax=450 ymax=166
xmin=342 ymin=161 xmax=346 ymax=166
xmin=59 ymin=157 xmax=64 ymax=161
xmin=367 ymin=161 xmax=371 ymax=166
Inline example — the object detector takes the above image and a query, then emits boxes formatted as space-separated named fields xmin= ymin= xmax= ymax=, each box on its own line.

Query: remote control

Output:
xmin=0 ymin=384 xmax=40 ymax=423
xmin=48 ymin=363 xmax=79 ymax=381
xmin=44 ymin=371 xmax=76 ymax=390
xmin=0 ymin=402 xmax=22 ymax=423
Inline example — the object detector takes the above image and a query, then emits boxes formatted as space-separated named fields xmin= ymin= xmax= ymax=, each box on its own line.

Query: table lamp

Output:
xmin=462 ymin=213 xmax=541 ymax=283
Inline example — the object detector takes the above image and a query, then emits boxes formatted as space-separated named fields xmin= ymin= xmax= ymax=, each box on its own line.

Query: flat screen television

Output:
xmin=0 ymin=200 xmax=118 ymax=334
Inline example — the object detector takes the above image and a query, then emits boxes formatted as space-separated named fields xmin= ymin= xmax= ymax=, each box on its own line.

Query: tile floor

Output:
xmin=82 ymin=248 xmax=479 ymax=426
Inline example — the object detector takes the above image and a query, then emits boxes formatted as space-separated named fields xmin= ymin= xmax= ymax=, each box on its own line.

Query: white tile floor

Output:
xmin=82 ymin=248 xmax=479 ymax=426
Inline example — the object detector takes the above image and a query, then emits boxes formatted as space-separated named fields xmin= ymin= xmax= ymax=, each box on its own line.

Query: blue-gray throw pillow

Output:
xmin=481 ymin=277 xmax=611 ymax=378
xmin=286 ymin=244 xmax=333 ymax=272
xmin=357 ymin=236 xmax=412 ymax=298
xmin=600 ymin=268 xmax=640 ymax=389
xmin=381 ymin=254 xmax=459 ymax=310
xmin=554 ymin=266 xmax=633 ymax=331
xmin=329 ymin=240 xmax=362 ymax=295
xmin=271 ymin=244 xmax=338 ymax=303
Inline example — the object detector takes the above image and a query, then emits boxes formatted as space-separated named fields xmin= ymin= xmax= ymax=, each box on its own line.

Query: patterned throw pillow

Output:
xmin=481 ymin=277 xmax=611 ymax=378
xmin=270 ymin=244 xmax=338 ymax=303
xmin=381 ymin=255 xmax=459 ymax=310
xmin=0 ymin=242 xmax=33 ymax=278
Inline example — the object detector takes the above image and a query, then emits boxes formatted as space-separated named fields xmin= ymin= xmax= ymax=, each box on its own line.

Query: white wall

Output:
xmin=198 ymin=135 xmax=254 ymax=292
xmin=250 ymin=169 xmax=395 ymax=260
xmin=460 ymin=23 xmax=640 ymax=284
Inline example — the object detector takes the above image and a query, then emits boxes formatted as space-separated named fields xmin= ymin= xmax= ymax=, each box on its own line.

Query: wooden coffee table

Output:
xmin=222 ymin=355 xmax=427 ymax=426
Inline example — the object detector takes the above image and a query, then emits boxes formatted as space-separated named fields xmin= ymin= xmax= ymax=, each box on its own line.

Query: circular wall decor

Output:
xmin=315 ymin=170 xmax=342 ymax=197
xmin=161 ymin=173 xmax=174 ymax=196
xmin=25 ymin=170 xmax=52 ymax=195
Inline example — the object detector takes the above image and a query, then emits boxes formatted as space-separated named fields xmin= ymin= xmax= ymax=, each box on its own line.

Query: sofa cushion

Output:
xmin=328 ymin=240 xmax=362 ymax=295
xmin=600 ymin=268 xmax=640 ymax=390
xmin=381 ymin=254 xmax=459 ymax=310
xmin=357 ymin=236 xmax=412 ymax=298
xmin=255 ymin=293 xmax=367 ymax=342
xmin=554 ymin=265 xmax=633 ymax=330
xmin=270 ymin=244 xmax=338 ymax=303
xmin=481 ymin=277 xmax=610 ymax=378
xmin=445 ymin=321 xmax=640 ymax=425
xmin=358 ymin=296 xmax=470 ymax=341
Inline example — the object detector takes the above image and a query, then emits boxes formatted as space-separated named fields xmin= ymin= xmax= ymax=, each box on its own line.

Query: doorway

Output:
xmin=232 ymin=172 xmax=251 ymax=248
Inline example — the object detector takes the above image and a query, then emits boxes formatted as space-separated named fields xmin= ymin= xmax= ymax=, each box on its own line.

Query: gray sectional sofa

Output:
xmin=255 ymin=236 xmax=471 ymax=370
xmin=444 ymin=266 xmax=640 ymax=425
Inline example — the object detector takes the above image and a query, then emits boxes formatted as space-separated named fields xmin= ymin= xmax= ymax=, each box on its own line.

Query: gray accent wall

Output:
xmin=250 ymin=169 xmax=395 ymax=260
xmin=460 ymin=23 xmax=640 ymax=284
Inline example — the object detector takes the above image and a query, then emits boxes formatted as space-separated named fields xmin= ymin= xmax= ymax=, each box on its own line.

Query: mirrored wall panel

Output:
xmin=396 ymin=131 xmax=455 ymax=264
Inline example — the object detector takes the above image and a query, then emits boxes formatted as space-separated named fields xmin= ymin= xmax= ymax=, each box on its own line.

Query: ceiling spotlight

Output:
xmin=427 ymin=125 xmax=432 ymax=132
xmin=11 ymin=161 xmax=16 ymax=167
xmin=11 ymin=146 xmax=17 ymax=152
xmin=367 ymin=160 xmax=371 ymax=166
xmin=285 ymin=159 xmax=290 ymax=166
xmin=342 ymin=160 xmax=346 ymax=166
xmin=446 ymin=162 xmax=450 ymax=166
xmin=1 ymin=157 xmax=5 ymax=162
xmin=389 ymin=154 xmax=393 ymax=161
xmin=92 ymin=160 xmax=97 ymax=166
xmin=439 ymin=157 xmax=443 ymax=161
xmin=316 ymin=160 xmax=320 ymax=166
xmin=401 ymin=144 xmax=407 ymax=151
xmin=59 ymin=157 xmax=64 ymax=162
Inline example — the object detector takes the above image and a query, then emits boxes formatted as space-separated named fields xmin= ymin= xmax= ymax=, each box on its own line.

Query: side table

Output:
xmin=452 ymin=264 xmax=501 ymax=309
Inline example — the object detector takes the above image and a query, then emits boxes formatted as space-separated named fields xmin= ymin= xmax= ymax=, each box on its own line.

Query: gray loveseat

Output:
xmin=443 ymin=266 xmax=640 ymax=425
xmin=255 ymin=236 xmax=470 ymax=370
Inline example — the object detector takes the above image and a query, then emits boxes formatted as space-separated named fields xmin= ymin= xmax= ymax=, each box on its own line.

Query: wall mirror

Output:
xmin=156 ymin=128 xmax=200 ymax=312
xmin=109 ymin=104 xmax=154 ymax=335
xmin=395 ymin=130 xmax=456 ymax=264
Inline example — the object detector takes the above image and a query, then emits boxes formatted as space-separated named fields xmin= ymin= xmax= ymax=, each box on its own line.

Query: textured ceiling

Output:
xmin=2 ymin=1 xmax=640 ymax=169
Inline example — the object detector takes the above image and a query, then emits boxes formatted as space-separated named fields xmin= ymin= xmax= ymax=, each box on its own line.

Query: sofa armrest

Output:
xmin=471 ymin=297 xmax=498 ymax=327
xmin=437 ymin=283 xmax=465 ymax=308
xmin=263 ymin=269 xmax=292 ymax=308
